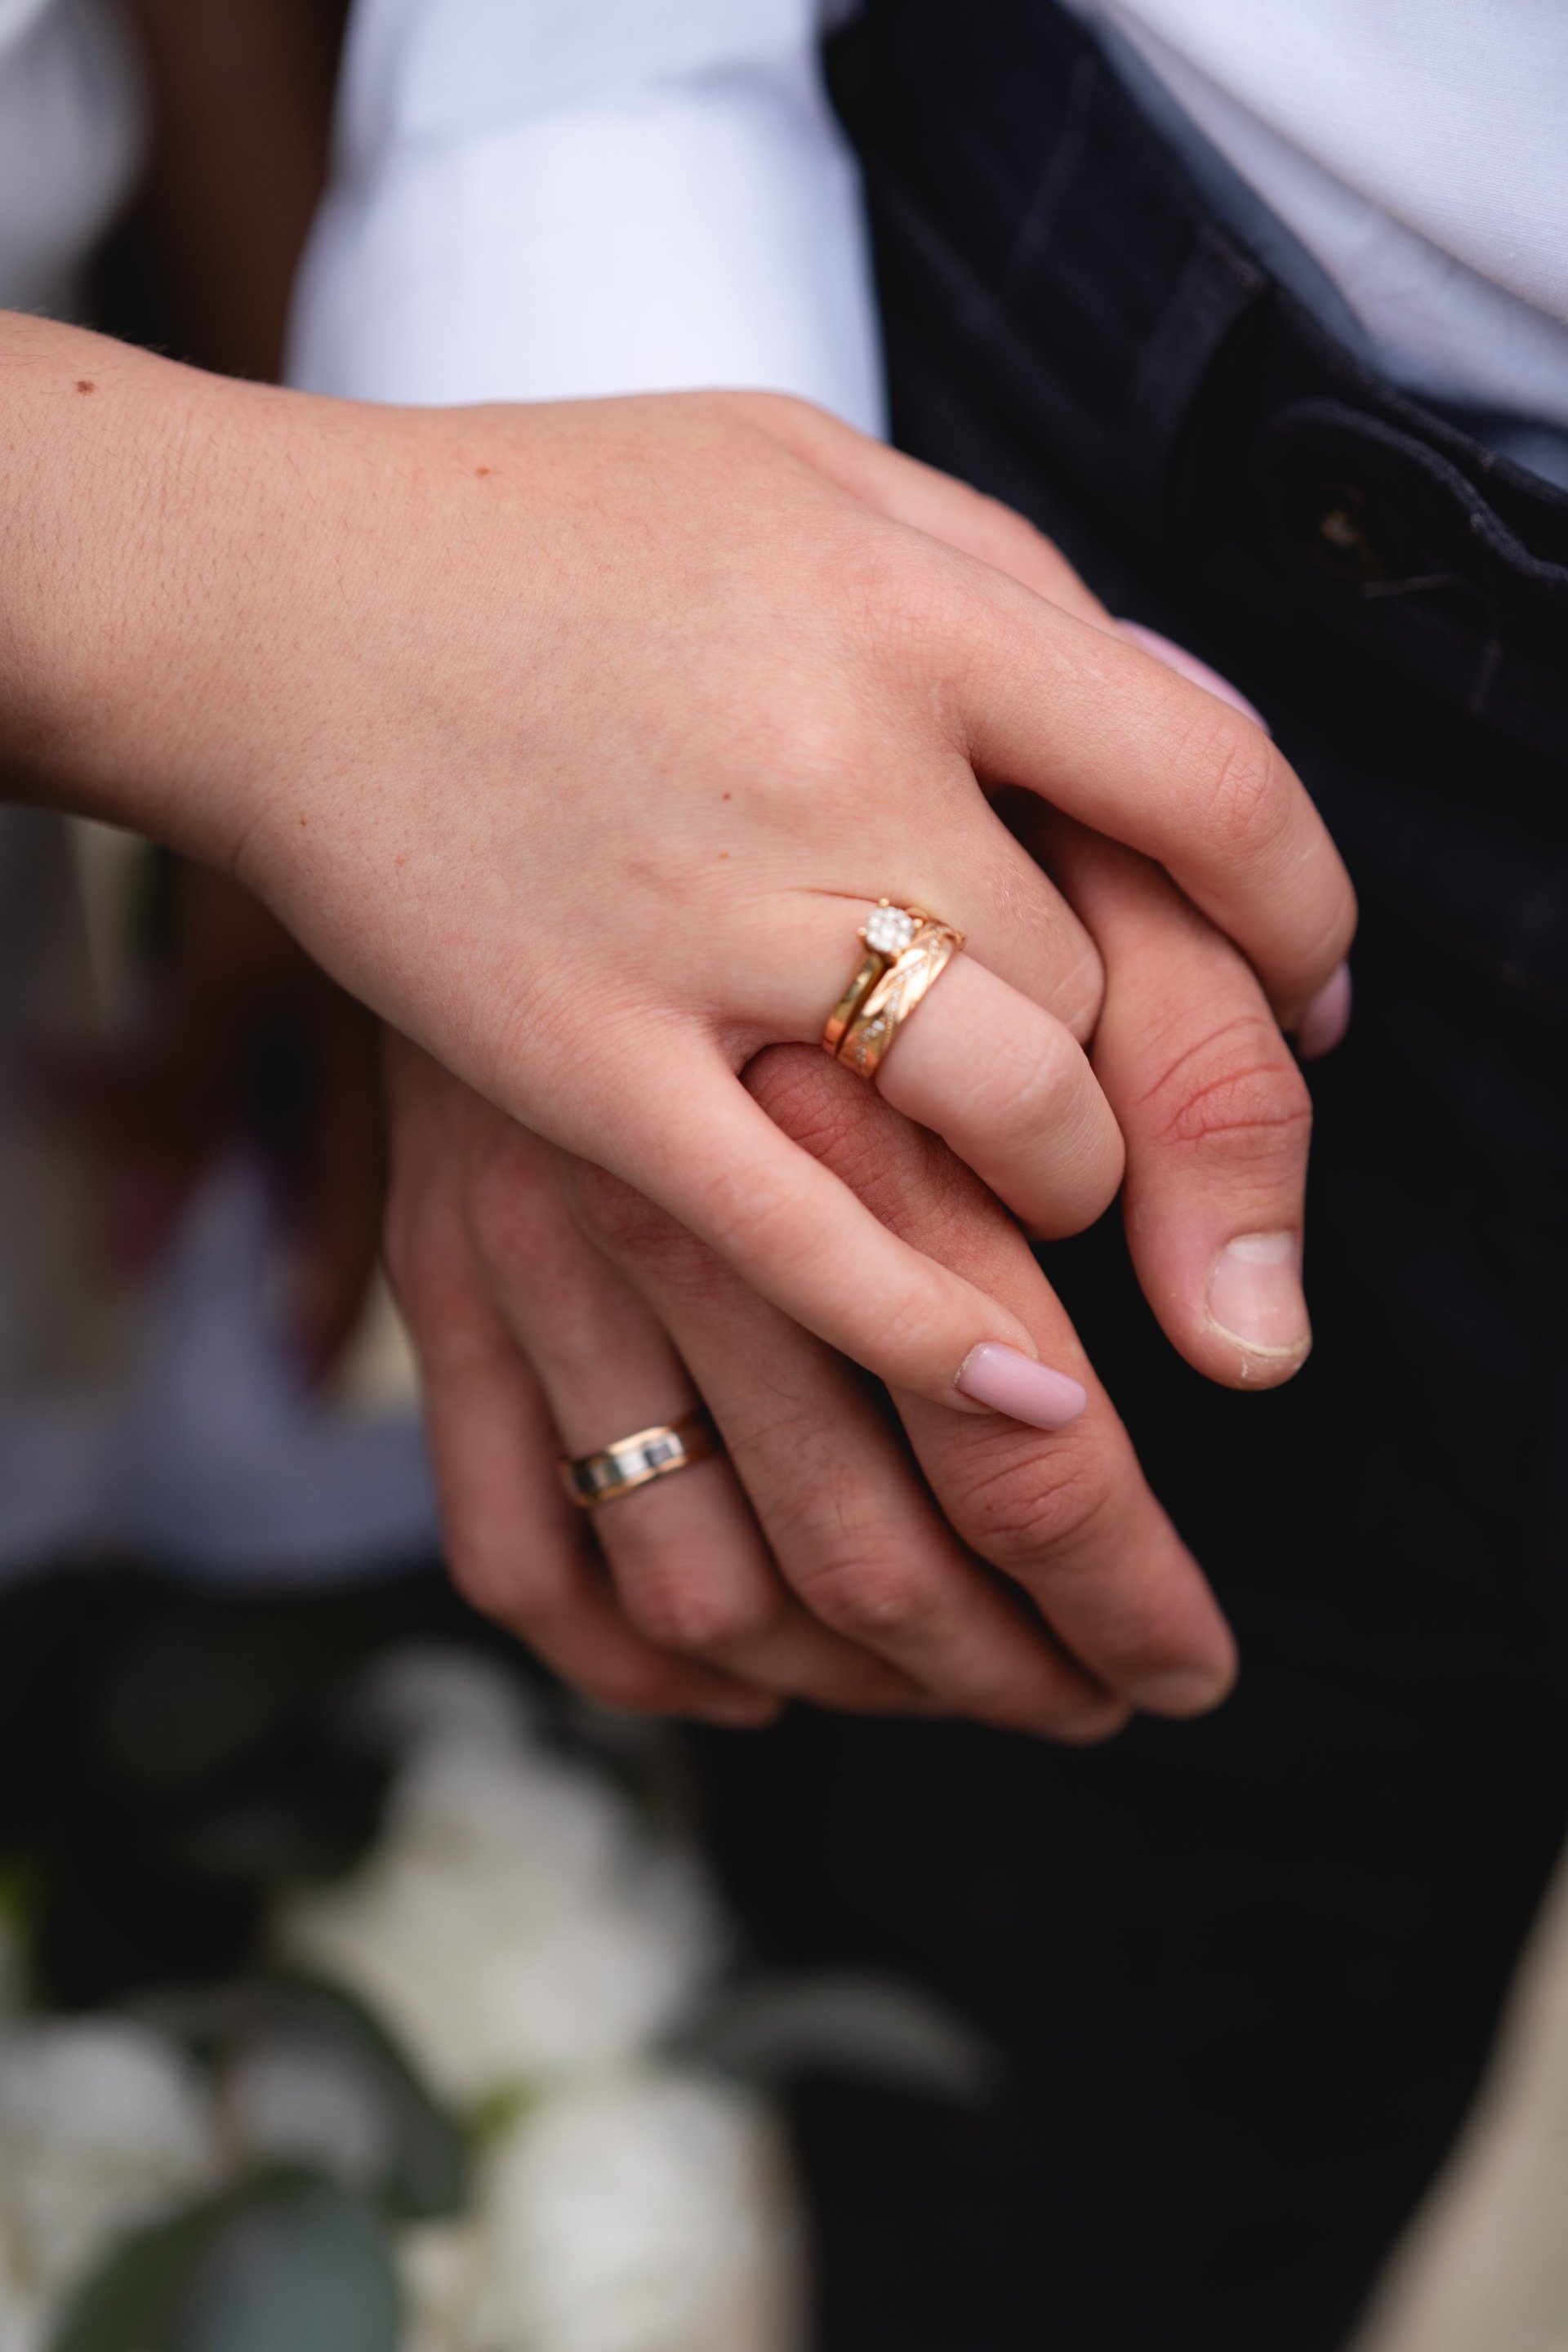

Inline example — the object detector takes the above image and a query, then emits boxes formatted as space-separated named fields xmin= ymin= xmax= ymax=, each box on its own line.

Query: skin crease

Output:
xmin=0 ymin=319 xmax=1355 ymax=1723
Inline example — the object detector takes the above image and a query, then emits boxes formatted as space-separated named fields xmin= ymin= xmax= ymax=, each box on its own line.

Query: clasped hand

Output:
xmin=9 ymin=336 xmax=1354 ymax=1735
xmin=323 ymin=398 xmax=1350 ymax=1739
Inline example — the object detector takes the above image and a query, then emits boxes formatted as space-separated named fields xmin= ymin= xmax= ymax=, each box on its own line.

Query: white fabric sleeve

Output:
xmin=286 ymin=0 xmax=884 ymax=435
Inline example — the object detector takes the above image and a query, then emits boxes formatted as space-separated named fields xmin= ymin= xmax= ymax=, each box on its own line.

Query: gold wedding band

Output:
xmin=822 ymin=901 xmax=964 ymax=1080
xmin=821 ymin=901 xmax=933 ymax=1054
xmin=560 ymin=1408 xmax=722 ymax=1511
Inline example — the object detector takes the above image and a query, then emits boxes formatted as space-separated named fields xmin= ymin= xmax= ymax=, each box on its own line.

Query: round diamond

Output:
xmin=864 ymin=904 xmax=916 ymax=956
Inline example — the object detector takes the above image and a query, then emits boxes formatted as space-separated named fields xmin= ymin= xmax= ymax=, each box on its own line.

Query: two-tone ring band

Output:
xmin=822 ymin=900 xmax=964 ymax=1080
xmin=561 ymin=1407 xmax=722 ymax=1511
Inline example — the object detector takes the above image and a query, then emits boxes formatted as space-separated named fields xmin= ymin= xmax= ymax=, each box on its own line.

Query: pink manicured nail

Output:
xmin=1206 ymin=1233 xmax=1310 ymax=1360
xmin=954 ymin=1343 xmax=1088 ymax=1430
xmin=1116 ymin=621 xmax=1270 ymax=733
xmin=1296 ymin=961 xmax=1352 ymax=1061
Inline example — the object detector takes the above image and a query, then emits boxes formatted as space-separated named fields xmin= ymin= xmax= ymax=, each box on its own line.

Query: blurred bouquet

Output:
xmin=0 ymin=1646 xmax=800 ymax=2352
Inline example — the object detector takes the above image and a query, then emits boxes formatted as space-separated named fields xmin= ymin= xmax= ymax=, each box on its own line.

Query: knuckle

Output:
xmin=942 ymin=1435 xmax=1119 ymax=1572
xmin=1187 ymin=712 xmax=1290 ymax=866
xmin=465 ymin=1135 xmax=566 ymax=1273
xmin=568 ymin=1167 xmax=726 ymax=1310
xmin=1145 ymin=1013 xmax=1313 ymax=1163
xmin=981 ymin=1025 xmax=1080 ymax=1147
xmin=569 ymin=1655 xmax=697 ymax=1717
xmin=621 ymin=1565 xmax=780 ymax=1659
xmin=563 ymin=1158 xmax=681 ymax=1262
xmin=745 ymin=1045 xmax=884 ymax=1177
xmin=792 ymin=1544 xmax=947 ymax=1645
xmin=381 ymin=1194 xmax=467 ymax=1332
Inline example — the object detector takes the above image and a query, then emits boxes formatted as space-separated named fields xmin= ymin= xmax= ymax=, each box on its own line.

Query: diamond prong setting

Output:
xmin=862 ymin=902 xmax=919 ymax=956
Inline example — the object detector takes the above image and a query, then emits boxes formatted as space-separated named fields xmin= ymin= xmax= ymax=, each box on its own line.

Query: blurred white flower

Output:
xmin=0 ymin=2257 xmax=40 ymax=2352
xmin=470 ymin=2069 xmax=800 ymax=2352
xmin=348 ymin=1646 xmax=534 ymax=1762
xmin=278 ymin=1651 xmax=722 ymax=2104
xmin=222 ymin=2026 xmax=394 ymax=2193
xmin=399 ymin=2216 xmax=483 ymax=2352
xmin=0 ymin=2020 xmax=210 ymax=2312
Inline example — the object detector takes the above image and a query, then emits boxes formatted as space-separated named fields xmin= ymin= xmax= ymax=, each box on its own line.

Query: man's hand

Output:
xmin=385 ymin=777 xmax=1320 ymax=1738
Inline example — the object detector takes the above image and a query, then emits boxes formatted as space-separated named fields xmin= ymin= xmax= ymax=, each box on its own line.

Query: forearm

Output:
xmin=0 ymin=313 xmax=291 ymax=858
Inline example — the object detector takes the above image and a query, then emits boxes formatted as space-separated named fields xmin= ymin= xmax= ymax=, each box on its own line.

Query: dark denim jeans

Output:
xmin=691 ymin=7 xmax=1568 ymax=2346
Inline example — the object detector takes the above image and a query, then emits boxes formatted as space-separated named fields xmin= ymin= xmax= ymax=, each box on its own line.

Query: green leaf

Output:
xmin=50 ymin=2173 xmax=403 ymax=2352
xmin=228 ymin=1978 xmax=466 ymax=2222
xmin=140 ymin=1976 xmax=466 ymax=2222
xmin=48 ymin=2194 xmax=222 ymax=2352
xmin=177 ymin=2175 xmax=402 ymax=2352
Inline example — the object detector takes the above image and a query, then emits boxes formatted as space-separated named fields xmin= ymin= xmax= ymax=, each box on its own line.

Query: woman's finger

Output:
xmin=461 ymin=1129 xmax=924 ymax=1713
xmin=612 ymin=1050 xmax=1093 ymax=1427
xmin=714 ymin=893 xmax=1124 ymax=1237
xmin=929 ymin=567 xmax=1356 ymax=1022
xmin=563 ymin=1154 xmax=1128 ymax=1741
xmin=760 ymin=403 xmax=1351 ymax=1064
xmin=1034 ymin=816 xmax=1318 ymax=1388
xmin=725 ymin=394 xmax=1352 ymax=1018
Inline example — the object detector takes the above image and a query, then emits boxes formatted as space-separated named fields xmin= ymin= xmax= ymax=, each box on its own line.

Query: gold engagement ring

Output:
xmin=821 ymin=900 xmax=964 ymax=1080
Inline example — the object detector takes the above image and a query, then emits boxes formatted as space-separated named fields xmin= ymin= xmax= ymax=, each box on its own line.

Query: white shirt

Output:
xmin=292 ymin=0 xmax=1568 ymax=486
xmin=290 ymin=0 xmax=883 ymax=430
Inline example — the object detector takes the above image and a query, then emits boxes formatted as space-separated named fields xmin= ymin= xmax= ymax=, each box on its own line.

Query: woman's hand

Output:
xmin=2 ymin=321 xmax=1353 ymax=1426
xmin=384 ymin=779 xmax=1325 ymax=1736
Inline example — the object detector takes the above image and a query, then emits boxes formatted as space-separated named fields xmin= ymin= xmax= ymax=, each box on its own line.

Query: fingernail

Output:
xmin=1116 ymin=621 xmax=1271 ymax=733
xmin=1296 ymin=961 xmax=1352 ymax=1061
xmin=1206 ymin=1233 xmax=1310 ymax=1360
xmin=954 ymin=1343 xmax=1088 ymax=1430
xmin=1131 ymin=1666 xmax=1235 ymax=1718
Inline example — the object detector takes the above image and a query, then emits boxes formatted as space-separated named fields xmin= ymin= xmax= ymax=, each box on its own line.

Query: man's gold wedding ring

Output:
xmin=821 ymin=900 xmax=964 ymax=1080
xmin=560 ymin=1408 xmax=722 ymax=1511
